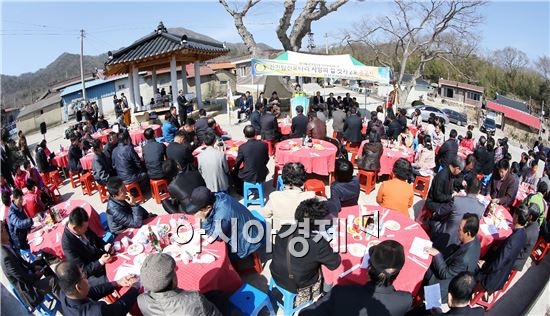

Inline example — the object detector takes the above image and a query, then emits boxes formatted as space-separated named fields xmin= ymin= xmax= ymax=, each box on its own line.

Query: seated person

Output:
xmin=185 ymin=186 xmax=261 ymax=261
xmin=261 ymin=162 xmax=316 ymax=232
xmin=430 ymin=177 xmax=485 ymax=255
xmin=307 ymin=112 xmax=327 ymax=140
xmin=376 ymin=158 xmax=414 ymax=217
xmin=523 ymin=180 xmax=548 ymax=226
xmin=194 ymin=108 xmax=210 ymax=144
xmin=2 ymin=191 xmax=10 ymax=222
xmin=166 ymin=131 xmax=195 ymax=172
xmin=357 ymin=131 xmax=383 ymax=172
xmin=142 ymin=128 xmax=167 ymax=180
xmin=453 ymin=154 xmax=476 ymax=192
xmin=1 ymin=220 xmax=60 ymax=309
xmin=399 ymin=126 xmax=414 ymax=148
xmin=22 ymin=179 xmax=45 ymax=218
xmin=439 ymin=272 xmax=484 ymax=315
xmin=8 ymin=189 xmax=32 ymax=251
xmin=476 ymin=205 xmax=528 ymax=292
xmin=35 ymin=140 xmax=56 ymax=173
xmin=56 ymin=260 xmax=139 ymax=316
xmin=411 ymin=135 xmax=436 ymax=178
xmin=425 ymin=157 xmax=465 ymax=220
xmin=23 ymin=161 xmax=45 ymax=190
xmin=62 ymin=207 xmax=113 ymax=286
xmin=460 ymin=131 xmax=475 ymax=151
xmin=161 ymin=159 xmax=206 ymax=214
xmin=91 ymin=140 xmax=114 ymax=186
xmin=300 ymin=240 xmax=411 ymax=316
xmin=106 ymin=177 xmax=155 ymax=235
xmin=330 ymin=159 xmax=360 ymax=211
xmin=181 ymin=118 xmax=199 ymax=150
xmin=138 ymin=253 xmax=221 ymax=315
xmin=424 ymin=213 xmax=481 ymax=304
xmin=270 ymin=198 xmax=341 ymax=304
xmin=233 ymin=125 xmax=269 ymax=193
xmin=96 ymin=114 xmax=109 ymax=130
xmin=112 ymin=132 xmax=148 ymax=186
xmin=513 ymin=204 xmax=541 ymax=271
xmin=162 ymin=114 xmax=178 ymax=143
xmin=68 ymin=136 xmax=84 ymax=174
xmin=197 ymin=132 xmax=230 ymax=193
xmin=487 ymin=159 xmax=516 ymax=208
xmin=13 ymin=164 xmax=27 ymax=190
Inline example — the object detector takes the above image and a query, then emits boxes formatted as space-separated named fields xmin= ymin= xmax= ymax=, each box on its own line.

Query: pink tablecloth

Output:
xmin=279 ymin=122 xmax=292 ymax=135
xmin=29 ymin=200 xmax=104 ymax=258
xmin=129 ymin=125 xmax=162 ymax=145
xmin=275 ymin=138 xmax=337 ymax=176
xmin=50 ymin=151 xmax=69 ymax=169
xmin=105 ymin=215 xmax=242 ymax=294
xmin=458 ymin=146 xmax=473 ymax=159
xmin=193 ymin=140 xmax=244 ymax=170
xmin=80 ymin=146 xmax=146 ymax=170
xmin=323 ymin=205 xmax=431 ymax=295
xmin=479 ymin=205 xmax=513 ymax=257
xmin=357 ymin=140 xmax=415 ymax=176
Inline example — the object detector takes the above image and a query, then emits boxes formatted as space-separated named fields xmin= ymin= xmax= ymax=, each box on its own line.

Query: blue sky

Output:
xmin=1 ymin=1 xmax=549 ymax=76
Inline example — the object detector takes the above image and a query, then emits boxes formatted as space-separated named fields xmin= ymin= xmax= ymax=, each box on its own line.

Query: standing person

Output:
xmin=260 ymin=105 xmax=280 ymax=141
xmin=376 ymin=158 xmax=414 ymax=217
xmin=474 ymin=136 xmax=493 ymax=176
xmin=8 ymin=189 xmax=32 ymax=251
xmin=91 ymin=140 xmax=113 ymax=186
xmin=162 ymin=114 xmax=178 ymax=143
xmin=197 ymin=132 xmax=230 ymax=193
xmin=291 ymin=105 xmax=308 ymax=138
xmin=411 ymin=108 xmax=422 ymax=127
xmin=142 ymin=128 xmax=167 ymax=180
xmin=256 ymin=91 xmax=267 ymax=108
xmin=120 ymin=93 xmax=131 ymax=126
xmin=177 ymin=90 xmax=189 ymax=126
xmin=343 ymin=107 xmax=363 ymax=145
xmin=249 ymin=103 xmax=264 ymax=135
xmin=306 ymin=112 xmax=327 ymax=140
xmin=326 ymin=92 xmax=337 ymax=118
xmin=18 ymin=131 xmax=35 ymax=166
xmin=331 ymin=104 xmax=346 ymax=140
xmin=233 ymin=126 xmax=269 ymax=193
xmin=68 ymin=136 xmax=84 ymax=174
xmin=437 ymin=129 xmax=459 ymax=170
xmin=1 ymin=130 xmax=15 ymax=187
xmin=342 ymin=92 xmax=353 ymax=112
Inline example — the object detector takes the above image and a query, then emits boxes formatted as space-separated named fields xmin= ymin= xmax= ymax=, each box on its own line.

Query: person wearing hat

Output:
xmin=138 ymin=253 xmax=221 ymax=316
xmin=301 ymin=240 xmax=412 ymax=316
xmin=185 ymin=186 xmax=261 ymax=261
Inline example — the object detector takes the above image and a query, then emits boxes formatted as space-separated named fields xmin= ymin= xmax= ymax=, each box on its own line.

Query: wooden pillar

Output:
xmin=181 ymin=63 xmax=188 ymax=94
xmin=170 ymin=56 xmax=179 ymax=108
xmin=132 ymin=66 xmax=141 ymax=111
xmin=127 ymin=66 xmax=135 ymax=110
xmin=194 ymin=61 xmax=203 ymax=109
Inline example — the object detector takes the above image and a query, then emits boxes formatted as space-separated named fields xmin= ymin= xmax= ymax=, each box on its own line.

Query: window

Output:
xmin=118 ymin=84 xmax=125 ymax=90
xmin=467 ymin=91 xmax=480 ymax=101
xmin=445 ymin=87 xmax=454 ymax=98
xmin=220 ymin=81 xmax=228 ymax=85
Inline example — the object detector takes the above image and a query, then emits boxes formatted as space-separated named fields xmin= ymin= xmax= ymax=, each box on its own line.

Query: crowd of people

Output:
xmin=0 ymin=90 xmax=549 ymax=316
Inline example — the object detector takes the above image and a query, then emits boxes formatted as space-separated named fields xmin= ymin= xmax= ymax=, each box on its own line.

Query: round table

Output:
xmin=80 ymin=146 xmax=145 ymax=170
xmin=278 ymin=122 xmax=292 ymax=136
xmin=274 ymin=138 xmax=337 ymax=176
xmin=458 ymin=146 xmax=473 ymax=159
xmin=92 ymin=129 xmax=112 ymax=143
xmin=478 ymin=204 xmax=513 ymax=257
xmin=193 ymin=140 xmax=244 ymax=170
xmin=128 ymin=124 xmax=162 ymax=145
xmin=105 ymin=215 xmax=242 ymax=294
xmin=50 ymin=150 xmax=69 ymax=169
xmin=29 ymin=200 xmax=104 ymax=258
xmin=323 ymin=205 xmax=432 ymax=295
xmin=357 ymin=140 xmax=414 ymax=176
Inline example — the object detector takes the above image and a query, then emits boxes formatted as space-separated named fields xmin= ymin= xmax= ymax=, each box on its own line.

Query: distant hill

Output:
xmin=1 ymin=40 xmax=272 ymax=109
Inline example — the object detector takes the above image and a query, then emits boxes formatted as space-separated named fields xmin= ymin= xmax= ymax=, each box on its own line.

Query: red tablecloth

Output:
xmin=105 ymin=215 xmax=242 ymax=294
xmin=50 ymin=151 xmax=69 ymax=169
xmin=458 ymin=146 xmax=473 ymax=159
xmin=80 ymin=146 xmax=146 ymax=170
xmin=29 ymin=200 xmax=104 ymax=258
xmin=193 ymin=140 xmax=244 ymax=170
xmin=275 ymin=138 xmax=337 ymax=176
xmin=323 ymin=205 xmax=431 ymax=295
xmin=92 ymin=129 xmax=111 ymax=143
xmin=357 ymin=140 xmax=414 ymax=176
xmin=479 ymin=205 xmax=513 ymax=257
xmin=279 ymin=122 xmax=292 ymax=136
xmin=361 ymin=124 xmax=417 ymax=137
xmin=128 ymin=125 xmax=162 ymax=145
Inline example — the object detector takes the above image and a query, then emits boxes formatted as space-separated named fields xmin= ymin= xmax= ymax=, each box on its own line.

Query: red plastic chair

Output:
xmin=125 ymin=182 xmax=145 ymax=204
xmin=304 ymin=179 xmax=326 ymax=197
xmin=97 ymin=184 xmax=109 ymax=203
xmin=80 ymin=173 xmax=97 ymax=196
xmin=413 ymin=175 xmax=431 ymax=200
xmin=272 ymin=164 xmax=283 ymax=188
xmin=531 ymin=236 xmax=550 ymax=264
xmin=235 ymin=252 xmax=263 ymax=275
xmin=68 ymin=171 xmax=81 ymax=188
xmin=470 ymin=270 xmax=518 ymax=311
xmin=150 ymin=179 xmax=170 ymax=204
xmin=358 ymin=170 xmax=377 ymax=194
xmin=261 ymin=139 xmax=277 ymax=156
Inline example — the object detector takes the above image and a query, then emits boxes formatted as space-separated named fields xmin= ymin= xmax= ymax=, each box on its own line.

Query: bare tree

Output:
xmin=493 ymin=47 xmax=529 ymax=82
xmin=535 ymin=56 xmax=550 ymax=81
xmin=348 ymin=0 xmax=485 ymax=105
xmin=219 ymin=0 xmax=349 ymax=54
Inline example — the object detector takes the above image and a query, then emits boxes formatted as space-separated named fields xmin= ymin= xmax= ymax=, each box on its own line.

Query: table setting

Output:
xmin=275 ymin=138 xmax=337 ymax=176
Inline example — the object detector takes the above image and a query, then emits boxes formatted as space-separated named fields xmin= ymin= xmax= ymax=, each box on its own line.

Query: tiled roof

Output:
xmin=17 ymin=93 xmax=61 ymax=119
xmin=486 ymin=101 xmax=540 ymax=130
xmin=494 ymin=94 xmax=529 ymax=113
xmin=144 ymin=64 xmax=214 ymax=78
xmin=439 ymin=79 xmax=484 ymax=94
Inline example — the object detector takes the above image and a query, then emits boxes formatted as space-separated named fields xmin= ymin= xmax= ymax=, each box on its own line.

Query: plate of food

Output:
xmin=160 ymin=224 xmax=171 ymax=234
xmin=197 ymin=253 xmax=216 ymax=264
xmin=133 ymin=253 xmax=147 ymax=266
xmin=384 ymin=220 xmax=401 ymax=231
xmin=126 ymin=243 xmax=144 ymax=256
xmin=313 ymin=144 xmax=325 ymax=150
xmin=162 ymin=245 xmax=181 ymax=259
xmin=348 ymin=243 xmax=368 ymax=258
xmin=368 ymin=240 xmax=381 ymax=248
xmin=31 ymin=236 xmax=43 ymax=246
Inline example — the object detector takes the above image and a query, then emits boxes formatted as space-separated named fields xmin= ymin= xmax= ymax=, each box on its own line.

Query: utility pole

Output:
xmin=80 ymin=29 xmax=87 ymax=101
xmin=325 ymin=33 xmax=328 ymax=54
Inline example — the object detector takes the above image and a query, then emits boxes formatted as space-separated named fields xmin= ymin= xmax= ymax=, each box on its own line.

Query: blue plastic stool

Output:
xmin=9 ymin=284 xmax=60 ymax=315
xmin=243 ymin=182 xmax=265 ymax=207
xmin=155 ymin=137 xmax=165 ymax=143
xmin=268 ymin=277 xmax=313 ymax=315
xmin=276 ymin=176 xmax=285 ymax=191
xmin=229 ymin=283 xmax=275 ymax=316
xmin=19 ymin=249 xmax=36 ymax=263
xmin=99 ymin=212 xmax=114 ymax=243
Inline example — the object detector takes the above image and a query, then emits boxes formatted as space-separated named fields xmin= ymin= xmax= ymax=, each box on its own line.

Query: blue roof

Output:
xmin=60 ymin=75 xmax=127 ymax=97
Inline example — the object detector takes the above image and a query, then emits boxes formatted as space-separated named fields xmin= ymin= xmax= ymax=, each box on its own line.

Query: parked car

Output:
xmin=480 ymin=117 xmax=496 ymax=135
xmin=405 ymin=105 xmax=449 ymax=125
xmin=442 ymin=109 xmax=468 ymax=126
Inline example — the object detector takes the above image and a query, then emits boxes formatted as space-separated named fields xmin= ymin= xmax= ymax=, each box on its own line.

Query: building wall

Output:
xmin=440 ymin=85 xmax=482 ymax=107
xmin=16 ymin=102 xmax=62 ymax=134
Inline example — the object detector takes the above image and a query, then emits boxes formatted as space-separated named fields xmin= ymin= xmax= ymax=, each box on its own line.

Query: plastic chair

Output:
xmin=470 ymin=270 xmax=518 ymax=311
xmin=269 ymin=277 xmax=313 ymax=315
xmin=228 ymin=283 xmax=275 ymax=316
xmin=413 ymin=175 xmax=431 ymax=200
xmin=243 ymin=182 xmax=265 ymax=207
xmin=358 ymin=170 xmax=377 ymax=194
xmin=68 ymin=170 xmax=81 ymax=188
xmin=48 ymin=170 xmax=63 ymax=187
xmin=531 ymin=236 xmax=550 ymax=264
xmin=9 ymin=283 xmax=60 ymax=316
xmin=481 ymin=174 xmax=492 ymax=193
xmin=262 ymin=139 xmax=277 ymax=156
xmin=97 ymin=184 xmax=109 ymax=203
xmin=125 ymin=182 xmax=145 ymax=204
xmin=99 ymin=212 xmax=114 ymax=243
xmin=276 ymin=176 xmax=285 ymax=191
xmin=19 ymin=249 xmax=36 ymax=263
xmin=150 ymin=179 xmax=170 ymax=204
xmin=304 ymin=179 xmax=326 ymax=197
xmin=80 ymin=173 xmax=97 ymax=196
xmin=272 ymin=164 xmax=283 ymax=188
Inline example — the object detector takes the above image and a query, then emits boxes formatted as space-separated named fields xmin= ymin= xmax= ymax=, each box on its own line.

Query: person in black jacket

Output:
xmin=474 ymin=136 xmax=495 ymax=176
xmin=62 ymin=207 xmax=112 ymax=286
xmin=34 ymin=140 xmax=56 ymax=174
xmin=386 ymin=114 xmax=403 ymax=141
xmin=343 ymin=107 xmax=363 ymax=145
xmin=182 ymin=118 xmax=199 ymax=150
xmin=233 ymin=125 xmax=269 ymax=189
xmin=476 ymin=205 xmax=528 ymax=292
xmin=161 ymin=160 xmax=206 ymax=214
xmin=166 ymin=131 xmax=195 ymax=172
xmin=56 ymin=260 xmax=140 ymax=316
xmin=106 ymin=177 xmax=155 ymax=235
xmin=1 ymin=130 xmax=15 ymax=186
xmin=260 ymin=105 xmax=280 ymax=141
xmin=103 ymin=132 xmax=118 ymax=170
xmin=513 ymin=204 xmax=540 ymax=271
xmin=1 ymin=220 xmax=60 ymax=309
xmin=176 ymin=90 xmax=188 ymax=126
xmin=91 ymin=140 xmax=113 ymax=185
xmin=437 ymin=129 xmax=459 ymax=171
xmin=291 ymin=105 xmax=308 ymax=138
xmin=426 ymin=156 xmax=464 ymax=220
xmin=194 ymin=109 xmax=209 ymax=144
xmin=358 ymin=131 xmax=383 ymax=172
xmin=329 ymin=159 xmax=360 ymax=211
xmin=68 ymin=136 xmax=84 ymax=173
xmin=439 ymin=272 xmax=484 ymax=315
xmin=142 ymin=128 xmax=167 ymax=180
xmin=270 ymin=198 xmax=340 ymax=300
xmin=301 ymin=240 xmax=411 ymax=316
xmin=111 ymin=132 xmax=147 ymax=187
xmin=487 ymin=159 xmax=517 ymax=208
xmin=168 ymin=106 xmax=180 ymax=129
xmin=249 ymin=103 xmax=264 ymax=135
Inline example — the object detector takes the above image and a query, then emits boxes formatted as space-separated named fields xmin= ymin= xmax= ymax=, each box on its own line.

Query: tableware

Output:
xmin=197 ymin=253 xmax=216 ymax=263
xmin=121 ymin=236 xmax=130 ymax=248
xmin=31 ymin=236 xmax=44 ymax=246
xmin=127 ymin=243 xmax=144 ymax=256
xmin=162 ymin=245 xmax=181 ymax=259
xmin=180 ymin=249 xmax=193 ymax=264
xmin=339 ymin=263 xmax=361 ymax=278
xmin=133 ymin=253 xmax=147 ymax=266
xmin=384 ymin=220 xmax=401 ymax=231
xmin=114 ymin=241 xmax=121 ymax=252
xmin=407 ymin=255 xmax=428 ymax=269
xmin=34 ymin=230 xmax=44 ymax=238
xmin=368 ymin=240 xmax=381 ymax=248
xmin=348 ymin=243 xmax=368 ymax=258
xmin=160 ymin=224 xmax=171 ymax=234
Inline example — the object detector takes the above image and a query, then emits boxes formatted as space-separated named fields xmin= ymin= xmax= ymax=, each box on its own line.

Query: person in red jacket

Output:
xmin=13 ymin=164 xmax=28 ymax=190
xmin=22 ymin=179 xmax=44 ymax=218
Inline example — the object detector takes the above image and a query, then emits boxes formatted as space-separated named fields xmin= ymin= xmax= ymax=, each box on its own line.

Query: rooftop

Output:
xmin=439 ymin=79 xmax=484 ymax=94
xmin=17 ymin=93 xmax=61 ymax=119
xmin=493 ymin=94 xmax=529 ymax=113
